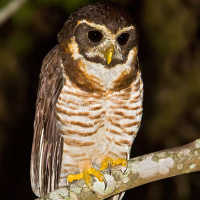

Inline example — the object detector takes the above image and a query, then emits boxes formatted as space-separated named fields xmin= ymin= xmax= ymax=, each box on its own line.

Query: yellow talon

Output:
xmin=100 ymin=158 xmax=113 ymax=171
xmin=88 ymin=168 xmax=105 ymax=182
xmin=67 ymin=168 xmax=107 ymax=191
xmin=100 ymin=157 xmax=128 ymax=171
xmin=114 ymin=158 xmax=127 ymax=167
xmin=67 ymin=173 xmax=83 ymax=183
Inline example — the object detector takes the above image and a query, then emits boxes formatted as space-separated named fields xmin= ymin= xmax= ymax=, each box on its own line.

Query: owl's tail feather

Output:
xmin=106 ymin=192 xmax=125 ymax=200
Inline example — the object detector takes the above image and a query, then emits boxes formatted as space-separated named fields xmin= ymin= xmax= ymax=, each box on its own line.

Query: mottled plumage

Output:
xmin=31 ymin=3 xmax=143 ymax=199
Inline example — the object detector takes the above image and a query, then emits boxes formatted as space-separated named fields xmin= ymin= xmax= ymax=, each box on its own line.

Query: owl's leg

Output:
xmin=100 ymin=157 xmax=128 ymax=174
xmin=67 ymin=167 xmax=107 ymax=191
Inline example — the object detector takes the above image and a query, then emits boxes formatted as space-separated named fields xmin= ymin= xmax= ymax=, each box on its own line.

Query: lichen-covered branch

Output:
xmin=0 ymin=0 xmax=28 ymax=26
xmin=36 ymin=139 xmax=200 ymax=200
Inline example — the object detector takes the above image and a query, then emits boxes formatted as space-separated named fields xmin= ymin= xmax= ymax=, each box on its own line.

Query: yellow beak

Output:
xmin=105 ymin=45 xmax=114 ymax=64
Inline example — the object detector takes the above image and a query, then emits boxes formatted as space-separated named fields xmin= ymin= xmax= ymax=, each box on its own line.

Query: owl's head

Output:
xmin=58 ymin=3 xmax=138 ymax=67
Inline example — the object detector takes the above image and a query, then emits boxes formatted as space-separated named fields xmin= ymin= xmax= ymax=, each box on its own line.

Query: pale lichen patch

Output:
xmin=69 ymin=192 xmax=78 ymax=200
xmin=71 ymin=185 xmax=81 ymax=194
xmin=179 ymin=149 xmax=190 ymax=156
xmin=190 ymin=164 xmax=195 ymax=169
xmin=75 ymin=179 xmax=84 ymax=188
xmin=177 ymin=164 xmax=183 ymax=170
xmin=195 ymin=139 xmax=200 ymax=148
xmin=82 ymin=185 xmax=91 ymax=194
xmin=158 ymin=157 xmax=174 ymax=175
xmin=130 ymin=160 xmax=141 ymax=172
xmin=49 ymin=192 xmax=58 ymax=199
xmin=136 ymin=155 xmax=158 ymax=179
xmin=122 ymin=176 xmax=129 ymax=184
xmin=49 ymin=188 xmax=69 ymax=200
xmin=49 ymin=191 xmax=60 ymax=199
xmin=131 ymin=155 xmax=174 ymax=179
xmin=156 ymin=152 xmax=166 ymax=158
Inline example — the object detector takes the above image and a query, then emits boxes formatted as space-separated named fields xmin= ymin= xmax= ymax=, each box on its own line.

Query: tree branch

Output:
xmin=0 ymin=0 xmax=28 ymax=26
xmin=36 ymin=139 xmax=200 ymax=200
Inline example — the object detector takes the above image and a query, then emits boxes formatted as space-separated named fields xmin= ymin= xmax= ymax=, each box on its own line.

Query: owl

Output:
xmin=31 ymin=3 xmax=143 ymax=200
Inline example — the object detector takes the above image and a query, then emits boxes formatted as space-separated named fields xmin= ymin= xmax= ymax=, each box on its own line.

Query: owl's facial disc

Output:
xmin=74 ymin=20 xmax=138 ymax=67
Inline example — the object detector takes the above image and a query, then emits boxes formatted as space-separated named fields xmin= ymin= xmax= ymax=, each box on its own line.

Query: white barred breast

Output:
xmin=56 ymin=69 xmax=143 ymax=187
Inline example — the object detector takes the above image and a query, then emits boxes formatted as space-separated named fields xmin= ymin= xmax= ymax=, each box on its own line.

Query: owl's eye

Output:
xmin=88 ymin=30 xmax=103 ymax=43
xmin=117 ymin=33 xmax=130 ymax=46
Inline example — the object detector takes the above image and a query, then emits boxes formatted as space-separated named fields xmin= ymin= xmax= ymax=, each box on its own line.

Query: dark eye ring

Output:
xmin=88 ymin=30 xmax=103 ymax=43
xmin=117 ymin=33 xmax=130 ymax=46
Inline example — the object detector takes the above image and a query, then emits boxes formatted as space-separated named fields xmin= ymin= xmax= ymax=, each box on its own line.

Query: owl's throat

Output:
xmin=62 ymin=43 xmax=138 ymax=92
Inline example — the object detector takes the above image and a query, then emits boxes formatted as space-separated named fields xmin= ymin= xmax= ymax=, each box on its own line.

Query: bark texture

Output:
xmin=36 ymin=139 xmax=200 ymax=200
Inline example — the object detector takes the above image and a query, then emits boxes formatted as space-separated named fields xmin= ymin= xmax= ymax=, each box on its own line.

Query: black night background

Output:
xmin=0 ymin=0 xmax=200 ymax=199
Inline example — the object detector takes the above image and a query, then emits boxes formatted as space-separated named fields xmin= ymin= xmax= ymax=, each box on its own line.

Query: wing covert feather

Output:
xmin=31 ymin=45 xmax=64 ymax=197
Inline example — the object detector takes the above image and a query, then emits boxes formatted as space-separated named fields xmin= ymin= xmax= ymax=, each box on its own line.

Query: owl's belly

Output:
xmin=94 ymin=85 xmax=143 ymax=166
xmin=56 ymin=73 xmax=143 ymax=185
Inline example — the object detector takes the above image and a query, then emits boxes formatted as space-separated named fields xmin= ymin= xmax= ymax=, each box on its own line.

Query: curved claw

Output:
xmin=108 ymin=161 xmax=112 ymax=175
xmin=122 ymin=163 xmax=128 ymax=175
xmin=86 ymin=175 xmax=107 ymax=192
xmin=102 ymin=175 xmax=107 ymax=190
xmin=83 ymin=170 xmax=95 ymax=193
xmin=86 ymin=181 xmax=95 ymax=194
xmin=121 ymin=156 xmax=128 ymax=175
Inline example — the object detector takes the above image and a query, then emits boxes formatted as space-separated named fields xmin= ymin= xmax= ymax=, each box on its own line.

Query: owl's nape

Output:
xmin=31 ymin=2 xmax=143 ymax=200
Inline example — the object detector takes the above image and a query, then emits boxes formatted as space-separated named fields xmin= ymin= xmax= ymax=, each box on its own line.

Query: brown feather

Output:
xmin=106 ymin=193 xmax=125 ymax=200
xmin=30 ymin=45 xmax=64 ymax=197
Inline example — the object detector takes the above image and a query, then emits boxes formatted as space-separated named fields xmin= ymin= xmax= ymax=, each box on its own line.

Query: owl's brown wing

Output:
xmin=106 ymin=193 xmax=125 ymax=200
xmin=30 ymin=45 xmax=64 ymax=197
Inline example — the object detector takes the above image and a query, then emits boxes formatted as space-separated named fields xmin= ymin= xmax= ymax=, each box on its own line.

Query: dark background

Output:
xmin=0 ymin=0 xmax=200 ymax=199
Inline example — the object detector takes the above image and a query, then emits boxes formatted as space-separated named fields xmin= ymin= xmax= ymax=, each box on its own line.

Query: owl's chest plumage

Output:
xmin=55 ymin=60 xmax=143 ymax=185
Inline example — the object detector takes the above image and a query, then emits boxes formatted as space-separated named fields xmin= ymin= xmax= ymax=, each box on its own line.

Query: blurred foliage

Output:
xmin=143 ymin=0 xmax=197 ymax=57
xmin=142 ymin=0 xmax=200 ymax=147
xmin=35 ymin=0 xmax=92 ymax=12
xmin=0 ymin=0 xmax=200 ymax=200
xmin=0 ymin=0 xmax=12 ymax=7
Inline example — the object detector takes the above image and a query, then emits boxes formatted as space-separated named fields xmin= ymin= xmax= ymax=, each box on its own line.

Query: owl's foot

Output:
xmin=100 ymin=157 xmax=128 ymax=174
xmin=67 ymin=168 xmax=107 ymax=192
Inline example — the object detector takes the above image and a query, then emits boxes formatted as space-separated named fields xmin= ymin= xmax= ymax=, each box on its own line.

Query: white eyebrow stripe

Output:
xmin=77 ymin=19 xmax=113 ymax=35
xmin=116 ymin=25 xmax=135 ymax=36
xmin=77 ymin=19 xmax=135 ymax=38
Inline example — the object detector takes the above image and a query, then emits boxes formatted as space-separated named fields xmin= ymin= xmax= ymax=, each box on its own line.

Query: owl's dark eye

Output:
xmin=88 ymin=30 xmax=103 ymax=43
xmin=117 ymin=33 xmax=130 ymax=46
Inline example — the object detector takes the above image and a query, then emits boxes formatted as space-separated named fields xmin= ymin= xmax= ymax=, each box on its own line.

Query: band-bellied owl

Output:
xmin=30 ymin=3 xmax=143 ymax=200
